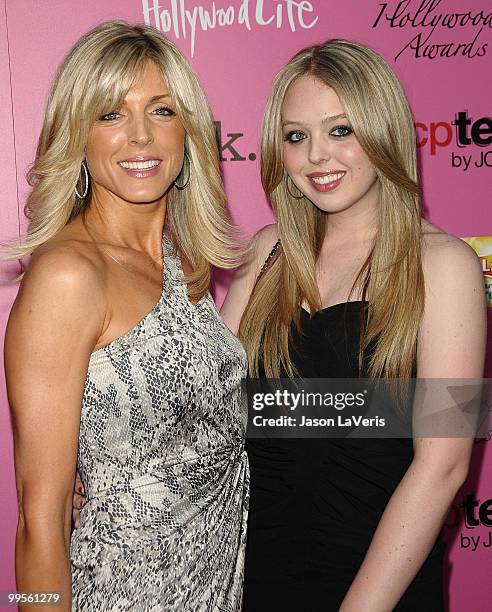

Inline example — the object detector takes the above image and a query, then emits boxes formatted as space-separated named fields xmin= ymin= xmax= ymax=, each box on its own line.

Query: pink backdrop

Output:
xmin=1 ymin=1 xmax=491 ymax=609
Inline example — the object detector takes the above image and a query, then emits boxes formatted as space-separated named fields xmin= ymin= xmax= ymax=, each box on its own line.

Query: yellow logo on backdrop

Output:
xmin=463 ymin=237 xmax=492 ymax=307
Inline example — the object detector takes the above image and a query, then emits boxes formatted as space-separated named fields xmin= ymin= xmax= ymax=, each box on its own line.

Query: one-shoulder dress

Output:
xmin=244 ymin=301 xmax=444 ymax=611
xmin=71 ymin=236 xmax=249 ymax=611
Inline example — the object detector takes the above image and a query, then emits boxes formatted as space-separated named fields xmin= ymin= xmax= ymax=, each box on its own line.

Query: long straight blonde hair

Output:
xmin=13 ymin=21 xmax=241 ymax=301
xmin=240 ymin=40 xmax=425 ymax=379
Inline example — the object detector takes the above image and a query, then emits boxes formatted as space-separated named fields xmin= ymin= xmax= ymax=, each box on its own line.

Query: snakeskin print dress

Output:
xmin=70 ymin=235 xmax=249 ymax=611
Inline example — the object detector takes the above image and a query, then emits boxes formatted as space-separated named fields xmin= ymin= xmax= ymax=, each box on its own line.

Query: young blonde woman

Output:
xmin=221 ymin=40 xmax=486 ymax=610
xmin=5 ymin=22 xmax=248 ymax=611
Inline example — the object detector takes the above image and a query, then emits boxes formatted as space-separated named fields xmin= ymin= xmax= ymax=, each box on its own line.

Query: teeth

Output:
xmin=119 ymin=160 xmax=160 ymax=170
xmin=311 ymin=172 xmax=344 ymax=185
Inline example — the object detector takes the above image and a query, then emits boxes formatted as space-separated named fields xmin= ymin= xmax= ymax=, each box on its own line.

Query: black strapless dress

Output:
xmin=243 ymin=301 xmax=444 ymax=611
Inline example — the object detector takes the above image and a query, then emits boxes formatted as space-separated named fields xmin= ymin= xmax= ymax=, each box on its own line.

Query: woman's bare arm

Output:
xmin=5 ymin=246 xmax=106 ymax=611
xmin=340 ymin=236 xmax=486 ymax=611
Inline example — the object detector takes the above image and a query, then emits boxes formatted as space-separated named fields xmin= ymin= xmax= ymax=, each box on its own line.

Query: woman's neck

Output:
xmin=83 ymin=191 xmax=167 ymax=255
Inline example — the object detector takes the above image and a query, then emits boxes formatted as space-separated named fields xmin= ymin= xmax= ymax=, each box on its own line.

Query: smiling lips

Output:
xmin=307 ymin=171 xmax=346 ymax=192
xmin=117 ymin=156 xmax=161 ymax=178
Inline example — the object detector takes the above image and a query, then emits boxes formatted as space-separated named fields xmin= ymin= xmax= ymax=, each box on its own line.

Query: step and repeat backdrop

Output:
xmin=0 ymin=0 xmax=490 ymax=609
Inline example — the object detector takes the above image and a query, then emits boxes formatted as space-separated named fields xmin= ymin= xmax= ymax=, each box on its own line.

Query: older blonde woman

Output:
xmin=6 ymin=22 xmax=248 ymax=611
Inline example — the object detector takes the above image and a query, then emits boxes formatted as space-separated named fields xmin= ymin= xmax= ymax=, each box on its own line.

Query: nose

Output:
xmin=308 ymin=134 xmax=330 ymax=165
xmin=128 ymin=116 xmax=154 ymax=147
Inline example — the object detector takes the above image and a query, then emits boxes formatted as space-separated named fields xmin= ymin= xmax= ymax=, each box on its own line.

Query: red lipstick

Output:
xmin=307 ymin=171 xmax=346 ymax=193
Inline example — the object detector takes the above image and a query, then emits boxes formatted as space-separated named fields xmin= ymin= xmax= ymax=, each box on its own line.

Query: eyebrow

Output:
xmin=149 ymin=94 xmax=171 ymax=102
xmin=282 ymin=113 xmax=347 ymax=128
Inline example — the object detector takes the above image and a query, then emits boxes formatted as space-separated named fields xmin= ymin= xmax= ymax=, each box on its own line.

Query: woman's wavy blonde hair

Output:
xmin=13 ymin=20 xmax=240 ymax=300
xmin=240 ymin=39 xmax=425 ymax=379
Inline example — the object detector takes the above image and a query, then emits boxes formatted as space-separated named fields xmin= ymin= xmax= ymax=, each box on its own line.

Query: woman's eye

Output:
xmin=284 ymin=131 xmax=306 ymax=143
xmin=153 ymin=106 xmax=175 ymax=116
xmin=331 ymin=125 xmax=353 ymax=137
xmin=99 ymin=111 xmax=120 ymax=121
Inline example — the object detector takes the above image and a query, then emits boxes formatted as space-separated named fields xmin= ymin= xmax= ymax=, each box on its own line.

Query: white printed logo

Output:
xmin=142 ymin=0 xmax=319 ymax=57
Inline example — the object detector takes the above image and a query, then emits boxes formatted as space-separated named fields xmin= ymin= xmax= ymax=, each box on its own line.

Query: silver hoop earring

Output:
xmin=75 ymin=161 xmax=89 ymax=199
xmin=174 ymin=152 xmax=191 ymax=190
xmin=286 ymin=174 xmax=304 ymax=200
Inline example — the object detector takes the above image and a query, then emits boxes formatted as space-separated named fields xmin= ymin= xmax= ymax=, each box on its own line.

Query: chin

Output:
xmin=307 ymin=196 xmax=352 ymax=214
xmin=118 ymin=188 xmax=169 ymax=205
xmin=131 ymin=195 xmax=167 ymax=205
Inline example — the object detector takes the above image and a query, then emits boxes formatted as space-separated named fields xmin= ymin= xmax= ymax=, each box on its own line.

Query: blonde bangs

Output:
xmin=7 ymin=21 xmax=243 ymax=297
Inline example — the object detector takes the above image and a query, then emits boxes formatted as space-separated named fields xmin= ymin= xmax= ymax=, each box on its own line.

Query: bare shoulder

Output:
xmin=421 ymin=220 xmax=481 ymax=281
xmin=9 ymin=229 xmax=107 ymax=345
xmin=220 ymin=223 xmax=278 ymax=334
xmin=251 ymin=223 xmax=279 ymax=250
xmin=22 ymin=235 xmax=105 ymax=304
xmin=244 ymin=223 xmax=279 ymax=276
